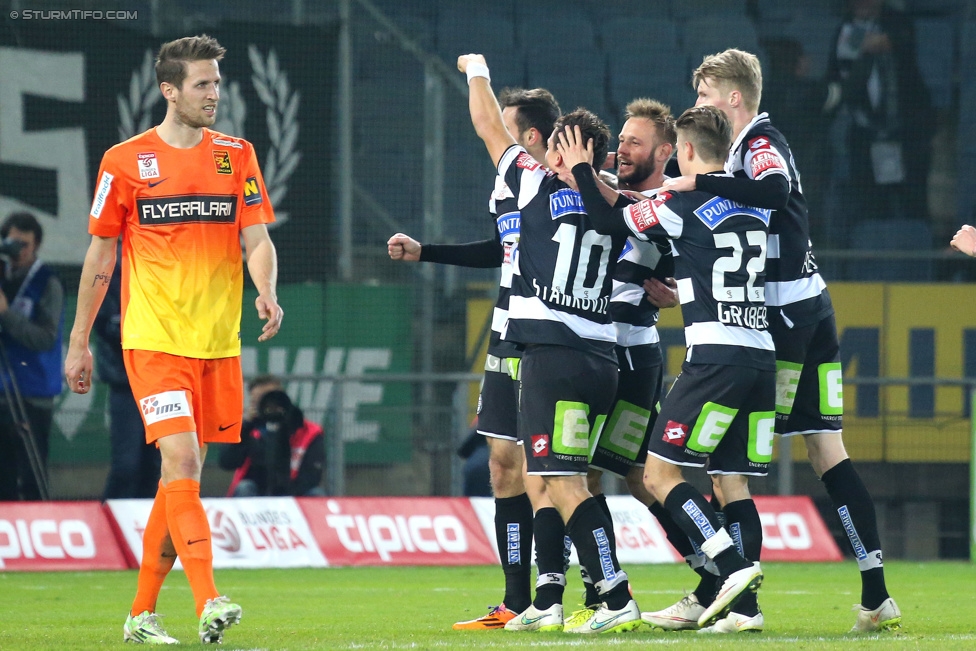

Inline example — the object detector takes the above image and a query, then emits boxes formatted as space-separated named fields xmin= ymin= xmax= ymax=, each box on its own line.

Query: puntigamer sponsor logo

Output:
xmin=549 ymin=188 xmax=586 ymax=219
xmin=137 ymin=194 xmax=237 ymax=225
xmin=693 ymin=196 xmax=771 ymax=230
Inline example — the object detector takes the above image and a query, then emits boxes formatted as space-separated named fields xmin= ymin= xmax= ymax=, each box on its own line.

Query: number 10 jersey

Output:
xmin=498 ymin=145 xmax=627 ymax=362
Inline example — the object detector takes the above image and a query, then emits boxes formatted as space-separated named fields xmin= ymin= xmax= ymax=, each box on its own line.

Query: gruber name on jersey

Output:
xmin=571 ymin=164 xmax=775 ymax=371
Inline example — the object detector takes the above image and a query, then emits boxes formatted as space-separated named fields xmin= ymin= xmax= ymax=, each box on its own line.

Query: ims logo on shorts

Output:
xmin=140 ymin=390 xmax=191 ymax=425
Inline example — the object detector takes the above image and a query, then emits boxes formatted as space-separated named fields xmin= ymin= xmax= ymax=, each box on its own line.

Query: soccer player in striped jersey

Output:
xmin=458 ymin=53 xmax=641 ymax=635
xmin=664 ymin=48 xmax=900 ymax=633
xmin=566 ymin=99 xmax=686 ymax=627
xmin=387 ymin=87 xmax=562 ymax=629
xmin=563 ymin=105 xmax=771 ymax=631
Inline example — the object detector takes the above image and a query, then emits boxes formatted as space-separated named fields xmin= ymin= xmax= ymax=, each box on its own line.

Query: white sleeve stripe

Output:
xmin=518 ymin=171 xmax=545 ymax=209
xmin=764 ymin=275 xmax=827 ymax=307
xmin=656 ymin=203 xmax=683 ymax=238
xmin=491 ymin=306 xmax=509 ymax=334
xmin=614 ymin=324 xmax=661 ymax=347
xmin=684 ymin=322 xmax=775 ymax=350
xmin=676 ymin=277 xmax=694 ymax=304
xmin=507 ymin=295 xmax=617 ymax=342
xmin=610 ymin=285 xmax=646 ymax=305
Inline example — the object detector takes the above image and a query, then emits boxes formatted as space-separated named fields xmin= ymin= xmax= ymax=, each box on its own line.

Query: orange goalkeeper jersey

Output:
xmin=88 ymin=128 xmax=275 ymax=359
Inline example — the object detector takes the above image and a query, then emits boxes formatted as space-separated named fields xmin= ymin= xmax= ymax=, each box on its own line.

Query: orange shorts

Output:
xmin=123 ymin=350 xmax=244 ymax=445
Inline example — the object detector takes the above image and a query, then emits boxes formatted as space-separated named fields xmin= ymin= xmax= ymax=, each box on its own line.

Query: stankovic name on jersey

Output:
xmin=532 ymin=278 xmax=610 ymax=314
xmin=718 ymin=302 xmax=768 ymax=329
xmin=137 ymin=194 xmax=238 ymax=225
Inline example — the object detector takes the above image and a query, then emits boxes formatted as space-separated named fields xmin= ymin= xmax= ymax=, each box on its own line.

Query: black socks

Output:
xmin=532 ymin=507 xmax=567 ymax=610
xmin=723 ymin=499 xmax=763 ymax=616
xmin=822 ymin=459 xmax=889 ymax=609
xmin=567 ymin=497 xmax=630 ymax=610
xmin=494 ymin=493 xmax=533 ymax=612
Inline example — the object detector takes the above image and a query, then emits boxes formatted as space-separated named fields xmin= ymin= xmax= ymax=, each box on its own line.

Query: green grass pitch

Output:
xmin=1 ymin=561 xmax=974 ymax=649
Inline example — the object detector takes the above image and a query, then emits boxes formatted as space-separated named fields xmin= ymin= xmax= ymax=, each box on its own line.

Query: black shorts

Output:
xmin=647 ymin=362 xmax=775 ymax=476
xmin=590 ymin=362 xmax=663 ymax=478
xmin=476 ymin=355 xmax=520 ymax=441
xmin=518 ymin=344 xmax=618 ymax=476
xmin=769 ymin=312 xmax=844 ymax=436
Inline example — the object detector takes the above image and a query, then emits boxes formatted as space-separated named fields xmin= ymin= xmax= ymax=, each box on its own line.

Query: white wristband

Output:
xmin=466 ymin=62 xmax=490 ymax=84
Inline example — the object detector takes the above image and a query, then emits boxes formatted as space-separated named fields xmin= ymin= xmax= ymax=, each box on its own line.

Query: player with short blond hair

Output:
xmin=691 ymin=48 xmax=763 ymax=114
xmin=663 ymin=47 xmax=900 ymax=634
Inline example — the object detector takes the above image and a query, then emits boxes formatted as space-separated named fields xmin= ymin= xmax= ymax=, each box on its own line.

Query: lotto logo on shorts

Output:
xmin=662 ymin=420 xmax=688 ymax=446
xmin=531 ymin=434 xmax=550 ymax=457
xmin=625 ymin=200 xmax=659 ymax=233
xmin=140 ymin=390 xmax=191 ymax=425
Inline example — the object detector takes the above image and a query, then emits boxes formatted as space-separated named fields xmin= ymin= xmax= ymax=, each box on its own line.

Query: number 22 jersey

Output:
xmin=621 ymin=181 xmax=775 ymax=370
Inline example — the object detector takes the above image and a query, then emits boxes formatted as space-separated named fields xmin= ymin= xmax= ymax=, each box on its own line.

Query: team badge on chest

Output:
xmin=137 ymin=152 xmax=160 ymax=180
xmin=213 ymin=150 xmax=233 ymax=175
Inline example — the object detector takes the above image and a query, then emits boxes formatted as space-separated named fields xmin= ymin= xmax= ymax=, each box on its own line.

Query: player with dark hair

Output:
xmin=457 ymin=52 xmax=641 ymax=634
xmin=561 ymin=104 xmax=771 ymax=631
xmin=388 ymin=87 xmax=560 ymax=630
xmin=65 ymin=34 xmax=282 ymax=645
xmin=564 ymin=98 xmax=683 ymax=628
xmin=663 ymin=47 xmax=901 ymax=633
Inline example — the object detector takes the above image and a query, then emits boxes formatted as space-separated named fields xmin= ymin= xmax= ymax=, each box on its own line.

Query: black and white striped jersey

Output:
xmin=621 ymin=183 xmax=775 ymax=370
xmin=487 ymin=176 xmax=523 ymax=359
xmin=499 ymin=145 xmax=627 ymax=361
xmin=611 ymin=186 xmax=673 ymax=370
xmin=727 ymin=113 xmax=833 ymax=328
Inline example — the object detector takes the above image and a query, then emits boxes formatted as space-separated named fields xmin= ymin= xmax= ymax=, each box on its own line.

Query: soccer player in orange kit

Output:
xmin=65 ymin=34 xmax=283 ymax=645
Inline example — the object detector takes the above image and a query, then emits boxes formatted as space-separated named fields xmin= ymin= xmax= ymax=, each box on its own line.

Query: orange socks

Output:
xmin=131 ymin=482 xmax=177 ymax=616
xmin=165 ymin=478 xmax=219 ymax=616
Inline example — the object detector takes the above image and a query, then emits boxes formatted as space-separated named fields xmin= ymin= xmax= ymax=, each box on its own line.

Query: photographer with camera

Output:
xmin=219 ymin=374 xmax=325 ymax=497
xmin=0 ymin=212 xmax=64 ymax=501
